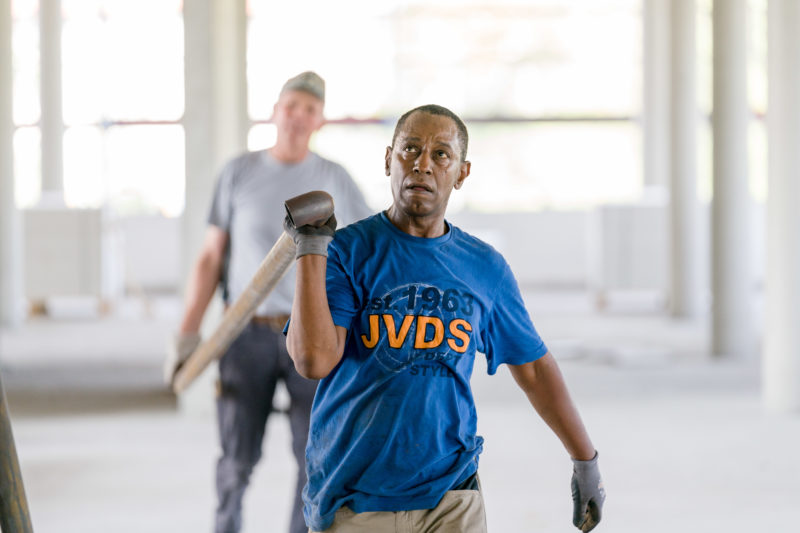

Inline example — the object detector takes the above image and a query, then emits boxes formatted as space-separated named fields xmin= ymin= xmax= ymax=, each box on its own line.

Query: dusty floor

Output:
xmin=1 ymin=290 xmax=797 ymax=532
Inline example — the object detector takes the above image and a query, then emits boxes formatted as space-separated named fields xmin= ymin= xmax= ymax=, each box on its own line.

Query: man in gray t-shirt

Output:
xmin=166 ymin=71 xmax=371 ymax=533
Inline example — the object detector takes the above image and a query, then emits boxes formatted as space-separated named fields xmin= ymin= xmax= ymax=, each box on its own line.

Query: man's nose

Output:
xmin=414 ymin=151 xmax=433 ymax=174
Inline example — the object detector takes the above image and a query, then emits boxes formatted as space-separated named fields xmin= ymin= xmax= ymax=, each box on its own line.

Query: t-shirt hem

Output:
xmin=308 ymin=493 xmax=444 ymax=530
xmin=351 ymin=493 xmax=442 ymax=513
xmin=309 ymin=472 xmax=483 ymax=530
xmin=331 ymin=314 xmax=353 ymax=330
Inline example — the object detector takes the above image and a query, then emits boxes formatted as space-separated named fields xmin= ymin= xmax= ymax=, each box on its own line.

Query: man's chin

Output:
xmin=283 ymin=127 xmax=313 ymax=139
xmin=397 ymin=202 xmax=446 ymax=219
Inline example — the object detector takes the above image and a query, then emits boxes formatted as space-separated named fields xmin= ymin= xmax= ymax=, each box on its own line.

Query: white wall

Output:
xmin=449 ymin=210 xmax=590 ymax=289
xmin=19 ymin=202 xmax=766 ymax=306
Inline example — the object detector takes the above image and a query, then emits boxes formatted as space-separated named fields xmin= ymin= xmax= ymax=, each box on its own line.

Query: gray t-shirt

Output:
xmin=208 ymin=150 xmax=372 ymax=315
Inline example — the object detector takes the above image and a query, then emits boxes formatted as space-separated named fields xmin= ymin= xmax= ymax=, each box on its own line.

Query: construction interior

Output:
xmin=1 ymin=1 xmax=799 ymax=532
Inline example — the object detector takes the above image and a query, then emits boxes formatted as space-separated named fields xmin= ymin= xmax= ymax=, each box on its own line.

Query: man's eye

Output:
xmin=436 ymin=150 xmax=449 ymax=158
xmin=404 ymin=146 xmax=418 ymax=153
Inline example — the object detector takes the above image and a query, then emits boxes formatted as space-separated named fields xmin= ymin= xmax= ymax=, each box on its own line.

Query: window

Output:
xmin=12 ymin=0 xmax=185 ymax=215
xmin=247 ymin=0 xmax=641 ymax=211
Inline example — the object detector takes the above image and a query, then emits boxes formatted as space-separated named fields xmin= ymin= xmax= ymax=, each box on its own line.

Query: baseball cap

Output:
xmin=280 ymin=71 xmax=325 ymax=102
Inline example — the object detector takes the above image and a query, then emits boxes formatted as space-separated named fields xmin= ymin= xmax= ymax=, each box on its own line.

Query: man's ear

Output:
xmin=454 ymin=160 xmax=471 ymax=189
xmin=313 ymin=114 xmax=326 ymax=132
xmin=385 ymin=146 xmax=392 ymax=176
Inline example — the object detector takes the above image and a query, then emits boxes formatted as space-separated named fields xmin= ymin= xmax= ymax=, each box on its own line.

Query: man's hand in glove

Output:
xmin=283 ymin=214 xmax=337 ymax=259
xmin=164 ymin=332 xmax=201 ymax=386
xmin=571 ymin=451 xmax=606 ymax=532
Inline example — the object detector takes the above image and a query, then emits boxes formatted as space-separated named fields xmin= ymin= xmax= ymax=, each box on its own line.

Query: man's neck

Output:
xmin=269 ymin=138 xmax=311 ymax=164
xmin=385 ymin=207 xmax=447 ymax=238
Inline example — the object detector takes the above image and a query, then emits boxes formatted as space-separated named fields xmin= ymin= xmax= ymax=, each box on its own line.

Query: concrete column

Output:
xmin=643 ymin=0 xmax=670 ymax=188
xmin=181 ymin=0 xmax=248 ymax=413
xmin=1 ymin=0 xmax=23 ymax=326
xmin=711 ymin=0 xmax=756 ymax=359
xmin=39 ymin=0 xmax=63 ymax=196
xmin=764 ymin=0 xmax=800 ymax=412
xmin=669 ymin=0 xmax=703 ymax=318
xmin=182 ymin=0 xmax=248 ymax=274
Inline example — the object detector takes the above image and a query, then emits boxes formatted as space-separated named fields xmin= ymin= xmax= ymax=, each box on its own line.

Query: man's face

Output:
xmin=384 ymin=112 xmax=470 ymax=220
xmin=272 ymin=90 xmax=325 ymax=140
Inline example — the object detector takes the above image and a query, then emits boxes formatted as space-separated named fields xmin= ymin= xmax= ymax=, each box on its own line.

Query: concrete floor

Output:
xmin=1 ymin=290 xmax=798 ymax=533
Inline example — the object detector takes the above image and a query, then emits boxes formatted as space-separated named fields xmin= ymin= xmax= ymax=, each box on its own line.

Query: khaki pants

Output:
xmin=310 ymin=488 xmax=488 ymax=533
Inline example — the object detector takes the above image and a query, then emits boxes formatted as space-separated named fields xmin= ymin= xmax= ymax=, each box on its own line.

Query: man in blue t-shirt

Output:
xmin=285 ymin=105 xmax=605 ymax=532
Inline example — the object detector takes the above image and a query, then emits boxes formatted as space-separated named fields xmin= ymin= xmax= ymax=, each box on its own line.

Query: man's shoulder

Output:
xmin=449 ymin=223 xmax=509 ymax=267
xmin=330 ymin=214 xmax=383 ymax=255
xmin=308 ymin=152 xmax=352 ymax=178
xmin=218 ymin=150 xmax=267 ymax=181
xmin=226 ymin=149 xmax=265 ymax=168
xmin=335 ymin=213 xmax=380 ymax=239
xmin=449 ymin=223 xmax=499 ymax=252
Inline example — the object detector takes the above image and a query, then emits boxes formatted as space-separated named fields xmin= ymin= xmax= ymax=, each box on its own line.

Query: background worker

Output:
xmin=165 ymin=71 xmax=372 ymax=533
xmin=285 ymin=104 xmax=605 ymax=532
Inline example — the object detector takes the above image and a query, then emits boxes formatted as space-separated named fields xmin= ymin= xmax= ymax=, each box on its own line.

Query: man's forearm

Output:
xmin=287 ymin=255 xmax=342 ymax=379
xmin=179 ymin=253 xmax=222 ymax=334
xmin=510 ymin=353 xmax=595 ymax=460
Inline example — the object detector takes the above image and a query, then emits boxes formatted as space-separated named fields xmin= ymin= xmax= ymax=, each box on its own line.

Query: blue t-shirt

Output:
xmin=303 ymin=212 xmax=548 ymax=531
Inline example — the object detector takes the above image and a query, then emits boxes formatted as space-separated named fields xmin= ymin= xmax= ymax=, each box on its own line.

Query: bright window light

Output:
xmin=13 ymin=127 xmax=41 ymax=208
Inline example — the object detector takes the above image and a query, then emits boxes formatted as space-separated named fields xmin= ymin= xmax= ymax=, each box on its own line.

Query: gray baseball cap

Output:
xmin=280 ymin=71 xmax=325 ymax=102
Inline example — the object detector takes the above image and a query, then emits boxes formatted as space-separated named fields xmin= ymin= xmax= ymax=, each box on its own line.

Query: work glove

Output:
xmin=283 ymin=213 xmax=337 ymax=259
xmin=571 ymin=451 xmax=605 ymax=532
xmin=163 ymin=332 xmax=201 ymax=386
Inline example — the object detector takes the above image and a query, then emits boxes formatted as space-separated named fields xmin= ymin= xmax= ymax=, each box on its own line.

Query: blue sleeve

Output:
xmin=482 ymin=262 xmax=548 ymax=375
xmin=325 ymin=238 xmax=360 ymax=330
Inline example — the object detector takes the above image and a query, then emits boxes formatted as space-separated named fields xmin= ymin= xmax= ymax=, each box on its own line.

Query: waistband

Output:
xmin=250 ymin=313 xmax=291 ymax=332
xmin=451 ymin=471 xmax=480 ymax=491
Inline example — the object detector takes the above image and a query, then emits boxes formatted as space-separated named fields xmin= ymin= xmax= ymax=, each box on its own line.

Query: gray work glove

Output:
xmin=283 ymin=213 xmax=337 ymax=259
xmin=571 ymin=451 xmax=605 ymax=532
xmin=164 ymin=332 xmax=201 ymax=386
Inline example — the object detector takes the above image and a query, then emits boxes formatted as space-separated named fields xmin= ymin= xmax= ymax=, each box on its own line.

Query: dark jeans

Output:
xmin=214 ymin=322 xmax=317 ymax=533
